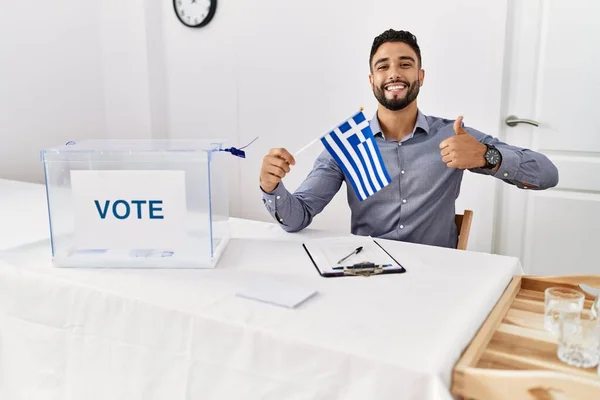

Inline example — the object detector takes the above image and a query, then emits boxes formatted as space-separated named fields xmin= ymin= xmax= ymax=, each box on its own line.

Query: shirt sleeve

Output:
xmin=262 ymin=149 xmax=344 ymax=232
xmin=466 ymin=127 xmax=559 ymax=190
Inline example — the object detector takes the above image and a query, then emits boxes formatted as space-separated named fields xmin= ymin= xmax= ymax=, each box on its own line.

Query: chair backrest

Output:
xmin=455 ymin=209 xmax=474 ymax=250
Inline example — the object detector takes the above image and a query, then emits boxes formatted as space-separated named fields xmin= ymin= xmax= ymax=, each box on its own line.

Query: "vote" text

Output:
xmin=94 ymin=200 xmax=164 ymax=220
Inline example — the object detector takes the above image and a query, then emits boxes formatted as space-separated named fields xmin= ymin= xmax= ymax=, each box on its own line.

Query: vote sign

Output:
xmin=71 ymin=170 xmax=187 ymax=249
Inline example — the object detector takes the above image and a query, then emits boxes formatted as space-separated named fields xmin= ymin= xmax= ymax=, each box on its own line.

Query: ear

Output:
xmin=419 ymin=69 xmax=425 ymax=87
xmin=368 ymin=73 xmax=374 ymax=86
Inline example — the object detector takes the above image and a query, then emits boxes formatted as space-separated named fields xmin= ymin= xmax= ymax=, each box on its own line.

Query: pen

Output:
xmin=337 ymin=246 xmax=363 ymax=264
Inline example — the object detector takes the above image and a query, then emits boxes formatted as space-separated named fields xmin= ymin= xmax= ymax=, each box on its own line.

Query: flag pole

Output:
xmin=294 ymin=107 xmax=364 ymax=157
xmin=293 ymin=136 xmax=321 ymax=157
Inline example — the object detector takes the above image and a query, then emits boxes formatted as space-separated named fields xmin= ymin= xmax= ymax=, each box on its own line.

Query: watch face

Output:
xmin=174 ymin=0 xmax=217 ymax=28
xmin=485 ymin=148 xmax=501 ymax=165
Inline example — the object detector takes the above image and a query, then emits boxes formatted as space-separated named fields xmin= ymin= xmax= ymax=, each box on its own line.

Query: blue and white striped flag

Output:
xmin=321 ymin=109 xmax=392 ymax=201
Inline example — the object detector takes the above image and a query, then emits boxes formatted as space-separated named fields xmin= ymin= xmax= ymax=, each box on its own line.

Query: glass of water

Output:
xmin=557 ymin=317 xmax=600 ymax=368
xmin=544 ymin=287 xmax=585 ymax=334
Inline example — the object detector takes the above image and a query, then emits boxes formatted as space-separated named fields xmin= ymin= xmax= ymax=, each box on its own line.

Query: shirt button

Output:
xmin=276 ymin=196 xmax=281 ymax=200
xmin=402 ymin=199 xmax=407 ymax=203
xmin=400 ymin=225 xmax=404 ymax=229
xmin=268 ymin=199 xmax=272 ymax=203
xmin=504 ymin=172 xmax=509 ymax=177
xmin=398 ymin=143 xmax=402 ymax=147
xmin=401 ymin=170 xmax=405 ymax=175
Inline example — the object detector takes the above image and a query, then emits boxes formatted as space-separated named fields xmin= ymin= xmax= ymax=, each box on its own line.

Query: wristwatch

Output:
xmin=483 ymin=144 xmax=502 ymax=169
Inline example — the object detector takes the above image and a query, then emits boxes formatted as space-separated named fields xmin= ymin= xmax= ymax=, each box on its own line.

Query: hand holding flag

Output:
xmin=259 ymin=148 xmax=295 ymax=193
xmin=260 ymin=108 xmax=392 ymax=201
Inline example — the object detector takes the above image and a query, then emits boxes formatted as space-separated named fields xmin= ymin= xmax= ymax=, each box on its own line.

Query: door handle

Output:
xmin=505 ymin=115 xmax=539 ymax=127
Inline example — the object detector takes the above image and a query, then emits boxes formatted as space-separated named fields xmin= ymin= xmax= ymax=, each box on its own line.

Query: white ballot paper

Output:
xmin=236 ymin=277 xmax=318 ymax=308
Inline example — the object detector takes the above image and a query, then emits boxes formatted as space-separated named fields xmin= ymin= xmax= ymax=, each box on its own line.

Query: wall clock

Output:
xmin=173 ymin=0 xmax=217 ymax=28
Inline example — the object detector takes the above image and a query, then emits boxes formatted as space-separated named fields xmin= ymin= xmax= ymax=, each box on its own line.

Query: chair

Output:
xmin=455 ymin=209 xmax=473 ymax=250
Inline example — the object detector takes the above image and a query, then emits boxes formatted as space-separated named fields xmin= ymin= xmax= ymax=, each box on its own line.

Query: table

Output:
xmin=0 ymin=179 xmax=51 ymax=250
xmin=0 ymin=179 xmax=523 ymax=400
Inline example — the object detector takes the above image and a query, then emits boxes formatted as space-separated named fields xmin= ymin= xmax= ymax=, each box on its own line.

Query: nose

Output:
xmin=388 ymin=66 xmax=404 ymax=82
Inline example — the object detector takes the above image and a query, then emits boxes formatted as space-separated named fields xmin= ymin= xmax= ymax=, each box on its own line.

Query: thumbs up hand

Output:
xmin=453 ymin=116 xmax=469 ymax=136
xmin=439 ymin=116 xmax=488 ymax=169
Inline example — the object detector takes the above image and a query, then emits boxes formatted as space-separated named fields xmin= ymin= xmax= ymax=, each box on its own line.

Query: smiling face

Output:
xmin=369 ymin=42 xmax=425 ymax=111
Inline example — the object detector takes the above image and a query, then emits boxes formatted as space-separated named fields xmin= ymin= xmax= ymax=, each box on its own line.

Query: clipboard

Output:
xmin=302 ymin=237 xmax=406 ymax=277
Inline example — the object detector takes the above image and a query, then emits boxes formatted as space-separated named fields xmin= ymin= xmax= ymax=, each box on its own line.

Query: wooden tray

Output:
xmin=451 ymin=275 xmax=600 ymax=400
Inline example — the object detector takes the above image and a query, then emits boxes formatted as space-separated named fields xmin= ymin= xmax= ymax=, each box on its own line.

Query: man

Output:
xmin=259 ymin=29 xmax=558 ymax=249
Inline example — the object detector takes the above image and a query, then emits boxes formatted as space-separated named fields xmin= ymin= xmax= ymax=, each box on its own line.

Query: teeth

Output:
xmin=386 ymin=85 xmax=406 ymax=91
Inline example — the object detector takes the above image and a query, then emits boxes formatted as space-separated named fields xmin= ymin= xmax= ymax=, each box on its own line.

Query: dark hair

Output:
xmin=369 ymin=29 xmax=422 ymax=70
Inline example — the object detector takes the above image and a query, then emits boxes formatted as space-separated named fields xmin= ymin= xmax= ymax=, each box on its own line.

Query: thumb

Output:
xmin=453 ymin=116 xmax=468 ymax=135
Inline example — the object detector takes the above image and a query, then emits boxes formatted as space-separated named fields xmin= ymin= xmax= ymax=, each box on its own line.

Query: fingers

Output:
xmin=268 ymin=148 xmax=295 ymax=166
xmin=260 ymin=148 xmax=295 ymax=192
xmin=443 ymin=156 xmax=461 ymax=168
xmin=453 ymin=116 xmax=463 ymax=134
xmin=439 ymin=136 xmax=457 ymax=149
xmin=265 ymin=164 xmax=287 ymax=179
xmin=260 ymin=158 xmax=288 ymax=183
xmin=264 ymin=156 xmax=291 ymax=173
xmin=453 ymin=116 xmax=468 ymax=136
xmin=261 ymin=171 xmax=283 ymax=185
xmin=442 ymin=154 xmax=453 ymax=164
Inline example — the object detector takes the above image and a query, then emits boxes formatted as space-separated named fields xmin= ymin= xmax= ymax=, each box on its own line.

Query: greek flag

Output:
xmin=321 ymin=110 xmax=391 ymax=201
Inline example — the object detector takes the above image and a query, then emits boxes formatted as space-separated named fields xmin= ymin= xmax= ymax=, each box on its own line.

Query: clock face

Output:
xmin=173 ymin=0 xmax=217 ymax=28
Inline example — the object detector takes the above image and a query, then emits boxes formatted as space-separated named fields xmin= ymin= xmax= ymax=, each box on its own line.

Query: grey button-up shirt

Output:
xmin=262 ymin=110 xmax=559 ymax=248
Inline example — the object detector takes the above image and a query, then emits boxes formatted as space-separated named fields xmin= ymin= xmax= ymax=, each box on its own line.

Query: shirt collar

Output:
xmin=370 ymin=109 xmax=430 ymax=140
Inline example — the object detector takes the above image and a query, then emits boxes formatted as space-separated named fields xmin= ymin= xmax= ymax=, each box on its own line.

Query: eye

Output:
xmin=377 ymin=65 xmax=388 ymax=71
xmin=401 ymin=63 xmax=412 ymax=68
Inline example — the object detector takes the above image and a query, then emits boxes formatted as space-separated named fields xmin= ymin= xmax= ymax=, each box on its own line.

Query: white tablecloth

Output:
xmin=0 ymin=179 xmax=523 ymax=400
xmin=0 ymin=179 xmax=51 ymax=251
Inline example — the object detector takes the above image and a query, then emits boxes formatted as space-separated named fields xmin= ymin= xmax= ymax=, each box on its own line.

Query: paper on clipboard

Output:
xmin=302 ymin=236 xmax=405 ymax=276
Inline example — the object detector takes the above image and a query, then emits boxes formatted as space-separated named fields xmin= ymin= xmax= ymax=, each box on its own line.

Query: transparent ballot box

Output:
xmin=40 ymin=140 xmax=230 ymax=268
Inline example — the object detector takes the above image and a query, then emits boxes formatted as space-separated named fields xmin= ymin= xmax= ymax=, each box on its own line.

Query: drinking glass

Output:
xmin=544 ymin=287 xmax=585 ymax=334
xmin=557 ymin=317 xmax=600 ymax=368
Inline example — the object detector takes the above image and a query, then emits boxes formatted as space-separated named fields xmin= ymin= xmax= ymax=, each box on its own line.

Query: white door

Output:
xmin=495 ymin=0 xmax=600 ymax=275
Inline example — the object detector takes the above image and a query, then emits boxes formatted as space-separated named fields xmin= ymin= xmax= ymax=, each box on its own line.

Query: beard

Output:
xmin=372 ymin=78 xmax=420 ymax=111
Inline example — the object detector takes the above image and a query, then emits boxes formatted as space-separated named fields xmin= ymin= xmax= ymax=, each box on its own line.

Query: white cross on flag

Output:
xmin=320 ymin=109 xmax=392 ymax=201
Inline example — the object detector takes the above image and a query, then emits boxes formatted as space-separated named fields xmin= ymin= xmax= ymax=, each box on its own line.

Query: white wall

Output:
xmin=162 ymin=0 xmax=509 ymax=253
xmin=0 ymin=0 xmax=161 ymax=184
xmin=0 ymin=1 xmax=106 ymax=183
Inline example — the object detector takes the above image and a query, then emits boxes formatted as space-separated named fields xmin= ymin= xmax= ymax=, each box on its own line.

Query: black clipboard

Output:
xmin=302 ymin=239 xmax=406 ymax=278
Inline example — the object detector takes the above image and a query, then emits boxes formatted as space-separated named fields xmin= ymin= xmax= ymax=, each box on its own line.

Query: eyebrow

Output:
xmin=373 ymin=57 xmax=389 ymax=68
xmin=374 ymin=56 xmax=416 ymax=68
xmin=399 ymin=56 xmax=416 ymax=63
